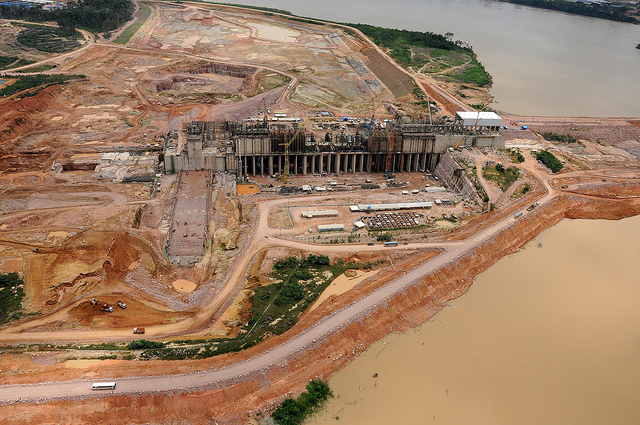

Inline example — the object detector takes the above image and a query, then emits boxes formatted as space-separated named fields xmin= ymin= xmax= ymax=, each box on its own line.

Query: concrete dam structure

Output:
xmin=164 ymin=117 xmax=505 ymax=176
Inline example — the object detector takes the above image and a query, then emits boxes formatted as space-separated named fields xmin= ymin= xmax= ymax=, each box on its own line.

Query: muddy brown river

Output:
xmin=307 ymin=216 xmax=640 ymax=424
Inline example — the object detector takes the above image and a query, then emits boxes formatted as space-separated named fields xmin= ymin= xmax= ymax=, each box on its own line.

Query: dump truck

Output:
xmin=133 ymin=327 xmax=145 ymax=334
xmin=100 ymin=303 xmax=113 ymax=313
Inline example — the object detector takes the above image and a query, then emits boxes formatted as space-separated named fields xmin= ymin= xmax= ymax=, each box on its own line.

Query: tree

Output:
xmin=376 ymin=232 xmax=392 ymax=242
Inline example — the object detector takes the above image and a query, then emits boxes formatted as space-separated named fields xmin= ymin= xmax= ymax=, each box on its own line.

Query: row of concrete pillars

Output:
xmin=238 ymin=152 xmax=440 ymax=176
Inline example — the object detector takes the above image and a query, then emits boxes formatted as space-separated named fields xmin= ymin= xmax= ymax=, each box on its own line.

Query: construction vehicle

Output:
xmin=278 ymin=124 xmax=304 ymax=183
xmin=526 ymin=202 xmax=539 ymax=211
xmin=100 ymin=303 xmax=113 ymax=313
xmin=133 ymin=327 xmax=145 ymax=334
xmin=90 ymin=298 xmax=99 ymax=306
xmin=117 ymin=301 xmax=127 ymax=309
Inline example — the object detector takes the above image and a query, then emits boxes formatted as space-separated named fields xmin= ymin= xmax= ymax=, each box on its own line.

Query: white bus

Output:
xmin=92 ymin=382 xmax=116 ymax=391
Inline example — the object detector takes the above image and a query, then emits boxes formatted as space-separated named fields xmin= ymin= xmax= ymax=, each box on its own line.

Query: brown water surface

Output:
xmin=308 ymin=216 xmax=640 ymax=424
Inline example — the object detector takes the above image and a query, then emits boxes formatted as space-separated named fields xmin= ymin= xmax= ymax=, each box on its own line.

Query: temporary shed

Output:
xmin=301 ymin=209 xmax=339 ymax=218
xmin=317 ymin=223 xmax=345 ymax=232
xmin=455 ymin=111 xmax=503 ymax=128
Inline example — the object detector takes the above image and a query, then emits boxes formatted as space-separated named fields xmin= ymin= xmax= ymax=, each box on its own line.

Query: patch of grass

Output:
xmin=0 ymin=273 xmax=24 ymax=325
xmin=0 ymin=74 xmax=86 ymax=98
xmin=483 ymin=163 xmax=522 ymax=192
xmin=15 ymin=64 xmax=56 ymax=73
xmin=127 ymin=339 xmax=164 ymax=350
xmin=508 ymin=150 xmax=525 ymax=163
xmin=447 ymin=56 xmax=492 ymax=87
xmin=510 ymin=182 xmax=533 ymax=199
xmin=541 ymin=132 xmax=577 ymax=143
xmin=0 ymin=56 xmax=35 ymax=71
xmin=114 ymin=3 xmax=151 ymax=44
xmin=535 ymin=150 xmax=564 ymax=173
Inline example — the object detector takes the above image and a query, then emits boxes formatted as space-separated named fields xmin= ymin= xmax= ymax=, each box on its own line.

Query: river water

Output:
xmin=307 ymin=215 xmax=640 ymax=424
xmin=211 ymin=0 xmax=640 ymax=116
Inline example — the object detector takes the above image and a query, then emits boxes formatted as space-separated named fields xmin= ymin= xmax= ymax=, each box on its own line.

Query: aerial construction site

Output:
xmin=1 ymin=1 xmax=640 ymax=423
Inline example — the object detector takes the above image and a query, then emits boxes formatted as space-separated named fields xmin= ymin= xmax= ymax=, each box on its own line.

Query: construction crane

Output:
xmin=454 ymin=108 xmax=487 ymax=151
xmin=258 ymin=97 xmax=269 ymax=126
xmin=279 ymin=124 xmax=305 ymax=183
xmin=362 ymin=98 xmax=376 ymax=131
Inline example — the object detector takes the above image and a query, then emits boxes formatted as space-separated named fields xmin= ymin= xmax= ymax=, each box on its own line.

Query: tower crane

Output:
xmin=279 ymin=124 xmax=304 ymax=183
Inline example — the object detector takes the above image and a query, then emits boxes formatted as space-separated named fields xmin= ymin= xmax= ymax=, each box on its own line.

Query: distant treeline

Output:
xmin=211 ymin=2 xmax=293 ymax=15
xmin=0 ymin=0 xmax=135 ymax=33
xmin=498 ymin=0 xmax=638 ymax=24
xmin=349 ymin=23 xmax=468 ymax=53
xmin=0 ymin=74 xmax=86 ymax=97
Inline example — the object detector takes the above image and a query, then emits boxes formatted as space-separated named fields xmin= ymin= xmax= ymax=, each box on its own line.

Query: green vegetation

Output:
xmin=0 ymin=55 xmax=35 ymax=71
xmin=510 ymin=182 xmax=533 ymax=199
xmin=0 ymin=74 xmax=85 ymax=98
xmin=15 ymin=64 xmax=56 ymax=73
xmin=498 ymin=0 xmax=638 ymax=24
xmin=114 ymin=3 xmax=152 ymax=44
xmin=542 ymin=132 xmax=577 ymax=144
xmin=350 ymin=24 xmax=492 ymax=87
xmin=484 ymin=164 xmax=521 ymax=192
xmin=350 ymin=23 xmax=464 ymax=53
xmin=127 ymin=339 xmax=165 ymax=350
xmin=535 ymin=150 xmax=564 ymax=173
xmin=376 ymin=232 xmax=393 ymax=242
xmin=453 ymin=56 xmax=492 ymax=87
xmin=272 ymin=380 xmax=333 ymax=425
xmin=0 ymin=273 xmax=24 ymax=325
xmin=214 ymin=3 xmax=293 ymax=15
xmin=17 ymin=25 xmax=81 ymax=53
xmin=508 ymin=150 xmax=525 ymax=163
xmin=1 ymin=0 xmax=135 ymax=33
